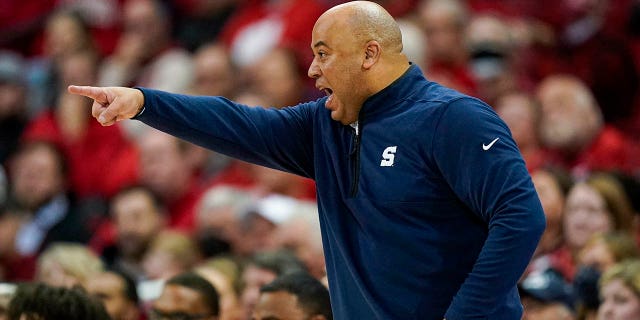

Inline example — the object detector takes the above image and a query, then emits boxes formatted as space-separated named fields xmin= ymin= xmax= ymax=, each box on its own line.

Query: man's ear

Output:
xmin=363 ymin=40 xmax=381 ymax=69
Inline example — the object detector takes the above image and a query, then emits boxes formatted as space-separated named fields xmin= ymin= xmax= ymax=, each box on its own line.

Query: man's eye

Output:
xmin=318 ymin=52 xmax=326 ymax=58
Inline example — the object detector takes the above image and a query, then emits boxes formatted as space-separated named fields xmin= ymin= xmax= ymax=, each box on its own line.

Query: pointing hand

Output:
xmin=67 ymin=85 xmax=145 ymax=126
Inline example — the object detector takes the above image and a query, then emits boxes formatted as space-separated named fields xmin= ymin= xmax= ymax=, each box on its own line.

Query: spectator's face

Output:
xmin=274 ymin=221 xmax=325 ymax=279
xmin=537 ymin=78 xmax=599 ymax=152
xmin=598 ymin=279 xmax=640 ymax=320
xmin=563 ymin=183 xmax=612 ymax=251
xmin=10 ymin=144 xmax=64 ymax=211
xmin=308 ymin=12 xmax=369 ymax=125
xmin=193 ymin=45 xmax=235 ymax=97
xmin=419 ymin=1 xmax=464 ymax=63
xmin=122 ymin=0 xmax=167 ymax=57
xmin=252 ymin=291 xmax=307 ymax=320
xmin=241 ymin=266 xmax=277 ymax=317
xmin=44 ymin=13 xmax=87 ymax=60
xmin=86 ymin=272 xmax=139 ymax=320
xmin=196 ymin=267 xmax=243 ymax=320
xmin=196 ymin=206 xmax=241 ymax=253
xmin=112 ymin=190 xmax=163 ymax=259
xmin=243 ymin=214 xmax=278 ymax=255
xmin=151 ymin=284 xmax=215 ymax=320
xmin=496 ymin=94 xmax=538 ymax=150
xmin=141 ymin=247 xmax=185 ymax=280
xmin=138 ymin=131 xmax=191 ymax=199
xmin=0 ymin=82 xmax=26 ymax=118
xmin=248 ymin=49 xmax=301 ymax=108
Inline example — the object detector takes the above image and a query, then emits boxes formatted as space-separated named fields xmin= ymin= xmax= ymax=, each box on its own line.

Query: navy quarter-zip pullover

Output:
xmin=136 ymin=64 xmax=546 ymax=319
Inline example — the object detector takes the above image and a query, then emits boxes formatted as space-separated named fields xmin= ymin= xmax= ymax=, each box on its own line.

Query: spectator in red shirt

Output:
xmin=23 ymin=49 xmax=139 ymax=199
xmin=536 ymin=74 xmax=637 ymax=177
xmin=551 ymin=173 xmax=635 ymax=281
xmin=417 ymin=0 xmax=476 ymax=95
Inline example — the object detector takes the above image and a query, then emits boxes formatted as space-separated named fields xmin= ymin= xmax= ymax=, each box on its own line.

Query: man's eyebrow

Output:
xmin=313 ymin=41 xmax=330 ymax=48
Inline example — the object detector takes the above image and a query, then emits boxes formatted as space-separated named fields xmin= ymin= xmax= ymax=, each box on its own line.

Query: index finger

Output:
xmin=67 ymin=85 xmax=106 ymax=102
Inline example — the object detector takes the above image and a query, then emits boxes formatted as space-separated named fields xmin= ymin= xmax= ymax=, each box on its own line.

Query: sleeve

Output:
xmin=134 ymin=88 xmax=316 ymax=179
xmin=432 ymin=98 xmax=546 ymax=319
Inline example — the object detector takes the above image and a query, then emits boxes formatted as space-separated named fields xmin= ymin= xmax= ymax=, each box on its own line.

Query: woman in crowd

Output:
xmin=550 ymin=173 xmax=636 ymax=282
xmin=597 ymin=259 xmax=640 ymax=320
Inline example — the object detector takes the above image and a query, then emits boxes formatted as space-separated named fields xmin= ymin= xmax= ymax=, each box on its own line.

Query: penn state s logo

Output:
xmin=380 ymin=146 xmax=397 ymax=167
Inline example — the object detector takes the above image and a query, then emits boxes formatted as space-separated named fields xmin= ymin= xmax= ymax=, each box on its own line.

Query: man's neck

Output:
xmin=368 ymin=58 xmax=410 ymax=95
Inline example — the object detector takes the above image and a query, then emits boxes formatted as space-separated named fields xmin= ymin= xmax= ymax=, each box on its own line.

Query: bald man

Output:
xmin=68 ymin=2 xmax=545 ymax=319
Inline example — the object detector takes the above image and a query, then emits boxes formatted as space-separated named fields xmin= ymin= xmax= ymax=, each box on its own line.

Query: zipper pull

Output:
xmin=349 ymin=121 xmax=359 ymax=155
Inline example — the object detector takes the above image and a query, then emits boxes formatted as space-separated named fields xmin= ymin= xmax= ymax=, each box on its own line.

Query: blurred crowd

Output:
xmin=0 ymin=0 xmax=640 ymax=319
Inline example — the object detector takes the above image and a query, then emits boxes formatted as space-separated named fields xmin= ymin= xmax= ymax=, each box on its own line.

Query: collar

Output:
xmin=359 ymin=63 xmax=426 ymax=120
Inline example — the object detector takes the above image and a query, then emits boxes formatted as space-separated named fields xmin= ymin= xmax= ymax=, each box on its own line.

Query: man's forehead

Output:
xmin=311 ymin=17 xmax=346 ymax=49
xmin=311 ymin=19 xmax=330 ymax=43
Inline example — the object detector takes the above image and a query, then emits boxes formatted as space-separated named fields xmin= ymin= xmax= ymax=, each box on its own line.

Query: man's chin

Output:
xmin=327 ymin=99 xmax=358 ymax=125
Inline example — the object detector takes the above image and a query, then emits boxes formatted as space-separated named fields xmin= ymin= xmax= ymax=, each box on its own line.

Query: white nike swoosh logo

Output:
xmin=482 ymin=138 xmax=500 ymax=151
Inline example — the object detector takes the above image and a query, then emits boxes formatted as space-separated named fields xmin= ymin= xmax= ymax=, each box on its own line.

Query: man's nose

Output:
xmin=308 ymin=61 xmax=320 ymax=79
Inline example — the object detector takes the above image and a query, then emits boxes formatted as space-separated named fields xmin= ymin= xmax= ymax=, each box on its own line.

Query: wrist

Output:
xmin=133 ymin=88 xmax=145 ymax=117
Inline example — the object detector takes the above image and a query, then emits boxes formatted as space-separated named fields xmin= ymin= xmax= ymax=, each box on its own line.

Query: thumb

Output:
xmin=68 ymin=85 xmax=108 ymax=103
xmin=96 ymin=97 xmax=124 ymax=125
xmin=98 ymin=107 xmax=117 ymax=125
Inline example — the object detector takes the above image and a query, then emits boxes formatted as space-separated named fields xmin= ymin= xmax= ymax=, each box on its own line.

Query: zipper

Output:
xmin=349 ymin=120 xmax=362 ymax=197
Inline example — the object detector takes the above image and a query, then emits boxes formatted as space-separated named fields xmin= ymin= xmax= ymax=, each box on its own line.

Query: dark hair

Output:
xmin=14 ymin=140 xmax=68 ymax=178
xmin=165 ymin=272 xmax=220 ymax=316
xmin=8 ymin=283 xmax=111 ymax=320
xmin=249 ymin=249 xmax=307 ymax=276
xmin=260 ymin=271 xmax=332 ymax=320
xmin=110 ymin=184 xmax=164 ymax=214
